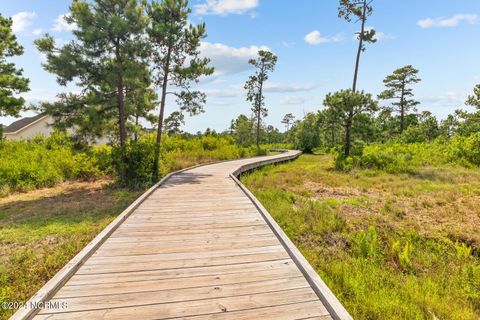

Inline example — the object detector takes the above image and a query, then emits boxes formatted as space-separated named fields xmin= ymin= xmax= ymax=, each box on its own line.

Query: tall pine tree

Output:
xmin=378 ymin=65 xmax=421 ymax=133
xmin=324 ymin=89 xmax=378 ymax=156
xmin=35 ymin=0 xmax=151 ymax=181
xmin=0 ymin=13 xmax=29 ymax=117
xmin=244 ymin=50 xmax=277 ymax=148
xmin=338 ymin=0 xmax=376 ymax=92
xmin=145 ymin=0 xmax=214 ymax=179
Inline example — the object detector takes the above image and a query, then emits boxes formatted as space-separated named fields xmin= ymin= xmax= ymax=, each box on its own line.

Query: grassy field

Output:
xmin=0 ymin=180 xmax=142 ymax=319
xmin=241 ymin=154 xmax=480 ymax=320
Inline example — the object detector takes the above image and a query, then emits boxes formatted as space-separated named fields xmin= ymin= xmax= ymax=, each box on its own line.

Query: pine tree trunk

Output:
xmin=400 ymin=80 xmax=406 ymax=133
xmin=256 ymin=76 xmax=264 ymax=149
xmin=117 ymin=84 xmax=127 ymax=147
xmin=345 ymin=123 xmax=351 ymax=157
xmin=134 ymin=114 xmax=139 ymax=142
xmin=117 ymin=83 xmax=128 ymax=183
xmin=344 ymin=112 xmax=354 ymax=157
xmin=331 ymin=125 xmax=335 ymax=147
xmin=352 ymin=0 xmax=367 ymax=93
xmin=256 ymin=108 xmax=261 ymax=149
xmin=114 ymin=42 xmax=128 ymax=183
xmin=400 ymin=105 xmax=405 ymax=133
xmin=153 ymin=47 xmax=172 ymax=180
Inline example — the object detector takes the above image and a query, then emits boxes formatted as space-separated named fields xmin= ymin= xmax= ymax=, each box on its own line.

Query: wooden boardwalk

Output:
xmin=13 ymin=151 xmax=351 ymax=320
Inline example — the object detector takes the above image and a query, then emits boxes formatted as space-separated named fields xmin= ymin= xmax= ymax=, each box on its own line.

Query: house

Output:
xmin=3 ymin=114 xmax=55 ymax=141
xmin=3 ymin=114 xmax=111 ymax=145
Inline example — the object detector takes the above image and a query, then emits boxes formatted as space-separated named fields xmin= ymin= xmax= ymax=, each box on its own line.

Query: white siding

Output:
xmin=4 ymin=116 xmax=54 ymax=141
xmin=4 ymin=115 xmax=110 ymax=146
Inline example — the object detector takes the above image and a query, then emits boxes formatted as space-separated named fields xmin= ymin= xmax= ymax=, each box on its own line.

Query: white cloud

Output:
xmin=280 ymin=96 xmax=307 ymax=105
xmin=11 ymin=12 xmax=37 ymax=33
xmin=418 ymin=14 xmax=478 ymax=28
xmin=199 ymin=42 xmax=270 ymax=77
xmin=282 ymin=41 xmax=295 ymax=48
xmin=304 ymin=30 xmax=343 ymax=45
xmin=32 ymin=28 xmax=43 ymax=35
xmin=373 ymin=31 xmax=391 ymax=41
xmin=264 ymin=82 xmax=317 ymax=93
xmin=195 ymin=0 xmax=259 ymax=16
xmin=52 ymin=13 xmax=78 ymax=32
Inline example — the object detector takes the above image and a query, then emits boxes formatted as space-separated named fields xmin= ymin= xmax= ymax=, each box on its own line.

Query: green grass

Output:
xmin=0 ymin=180 xmax=142 ymax=319
xmin=241 ymin=154 xmax=480 ymax=320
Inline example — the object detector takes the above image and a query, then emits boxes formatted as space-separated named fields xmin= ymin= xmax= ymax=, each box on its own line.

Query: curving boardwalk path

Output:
xmin=13 ymin=151 xmax=351 ymax=320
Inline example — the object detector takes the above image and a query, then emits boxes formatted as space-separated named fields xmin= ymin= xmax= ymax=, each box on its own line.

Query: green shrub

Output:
xmin=447 ymin=133 xmax=480 ymax=167
xmin=112 ymin=138 xmax=156 ymax=188
xmin=91 ymin=144 xmax=114 ymax=173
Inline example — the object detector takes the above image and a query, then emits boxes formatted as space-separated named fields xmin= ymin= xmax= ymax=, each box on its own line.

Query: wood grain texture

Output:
xmin=12 ymin=150 xmax=350 ymax=320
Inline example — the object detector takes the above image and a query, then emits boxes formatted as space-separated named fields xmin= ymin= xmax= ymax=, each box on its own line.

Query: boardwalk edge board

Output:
xmin=230 ymin=152 xmax=353 ymax=320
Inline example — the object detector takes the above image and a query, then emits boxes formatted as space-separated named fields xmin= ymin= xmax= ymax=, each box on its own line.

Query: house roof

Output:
xmin=4 ymin=114 xmax=47 ymax=134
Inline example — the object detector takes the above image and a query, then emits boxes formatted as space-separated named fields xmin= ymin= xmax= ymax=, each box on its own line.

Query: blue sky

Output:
xmin=1 ymin=0 xmax=479 ymax=133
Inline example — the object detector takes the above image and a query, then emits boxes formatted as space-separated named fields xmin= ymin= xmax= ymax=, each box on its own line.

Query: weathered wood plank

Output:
xmin=66 ymin=259 xmax=293 ymax=286
xmin=94 ymin=239 xmax=280 ymax=257
xmin=106 ymin=233 xmax=276 ymax=244
xmin=180 ymin=301 xmax=330 ymax=320
xmin=40 ymin=277 xmax=310 ymax=313
xmin=56 ymin=264 xmax=302 ymax=298
xmin=79 ymin=251 xmax=291 ymax=274
xmin=34 ymin=289 xmax=323 ymax=320
xmin=86 ymin=245 xmax=286 ymax=264
xmin=111 ymin=224 xmax=272 ymax=237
